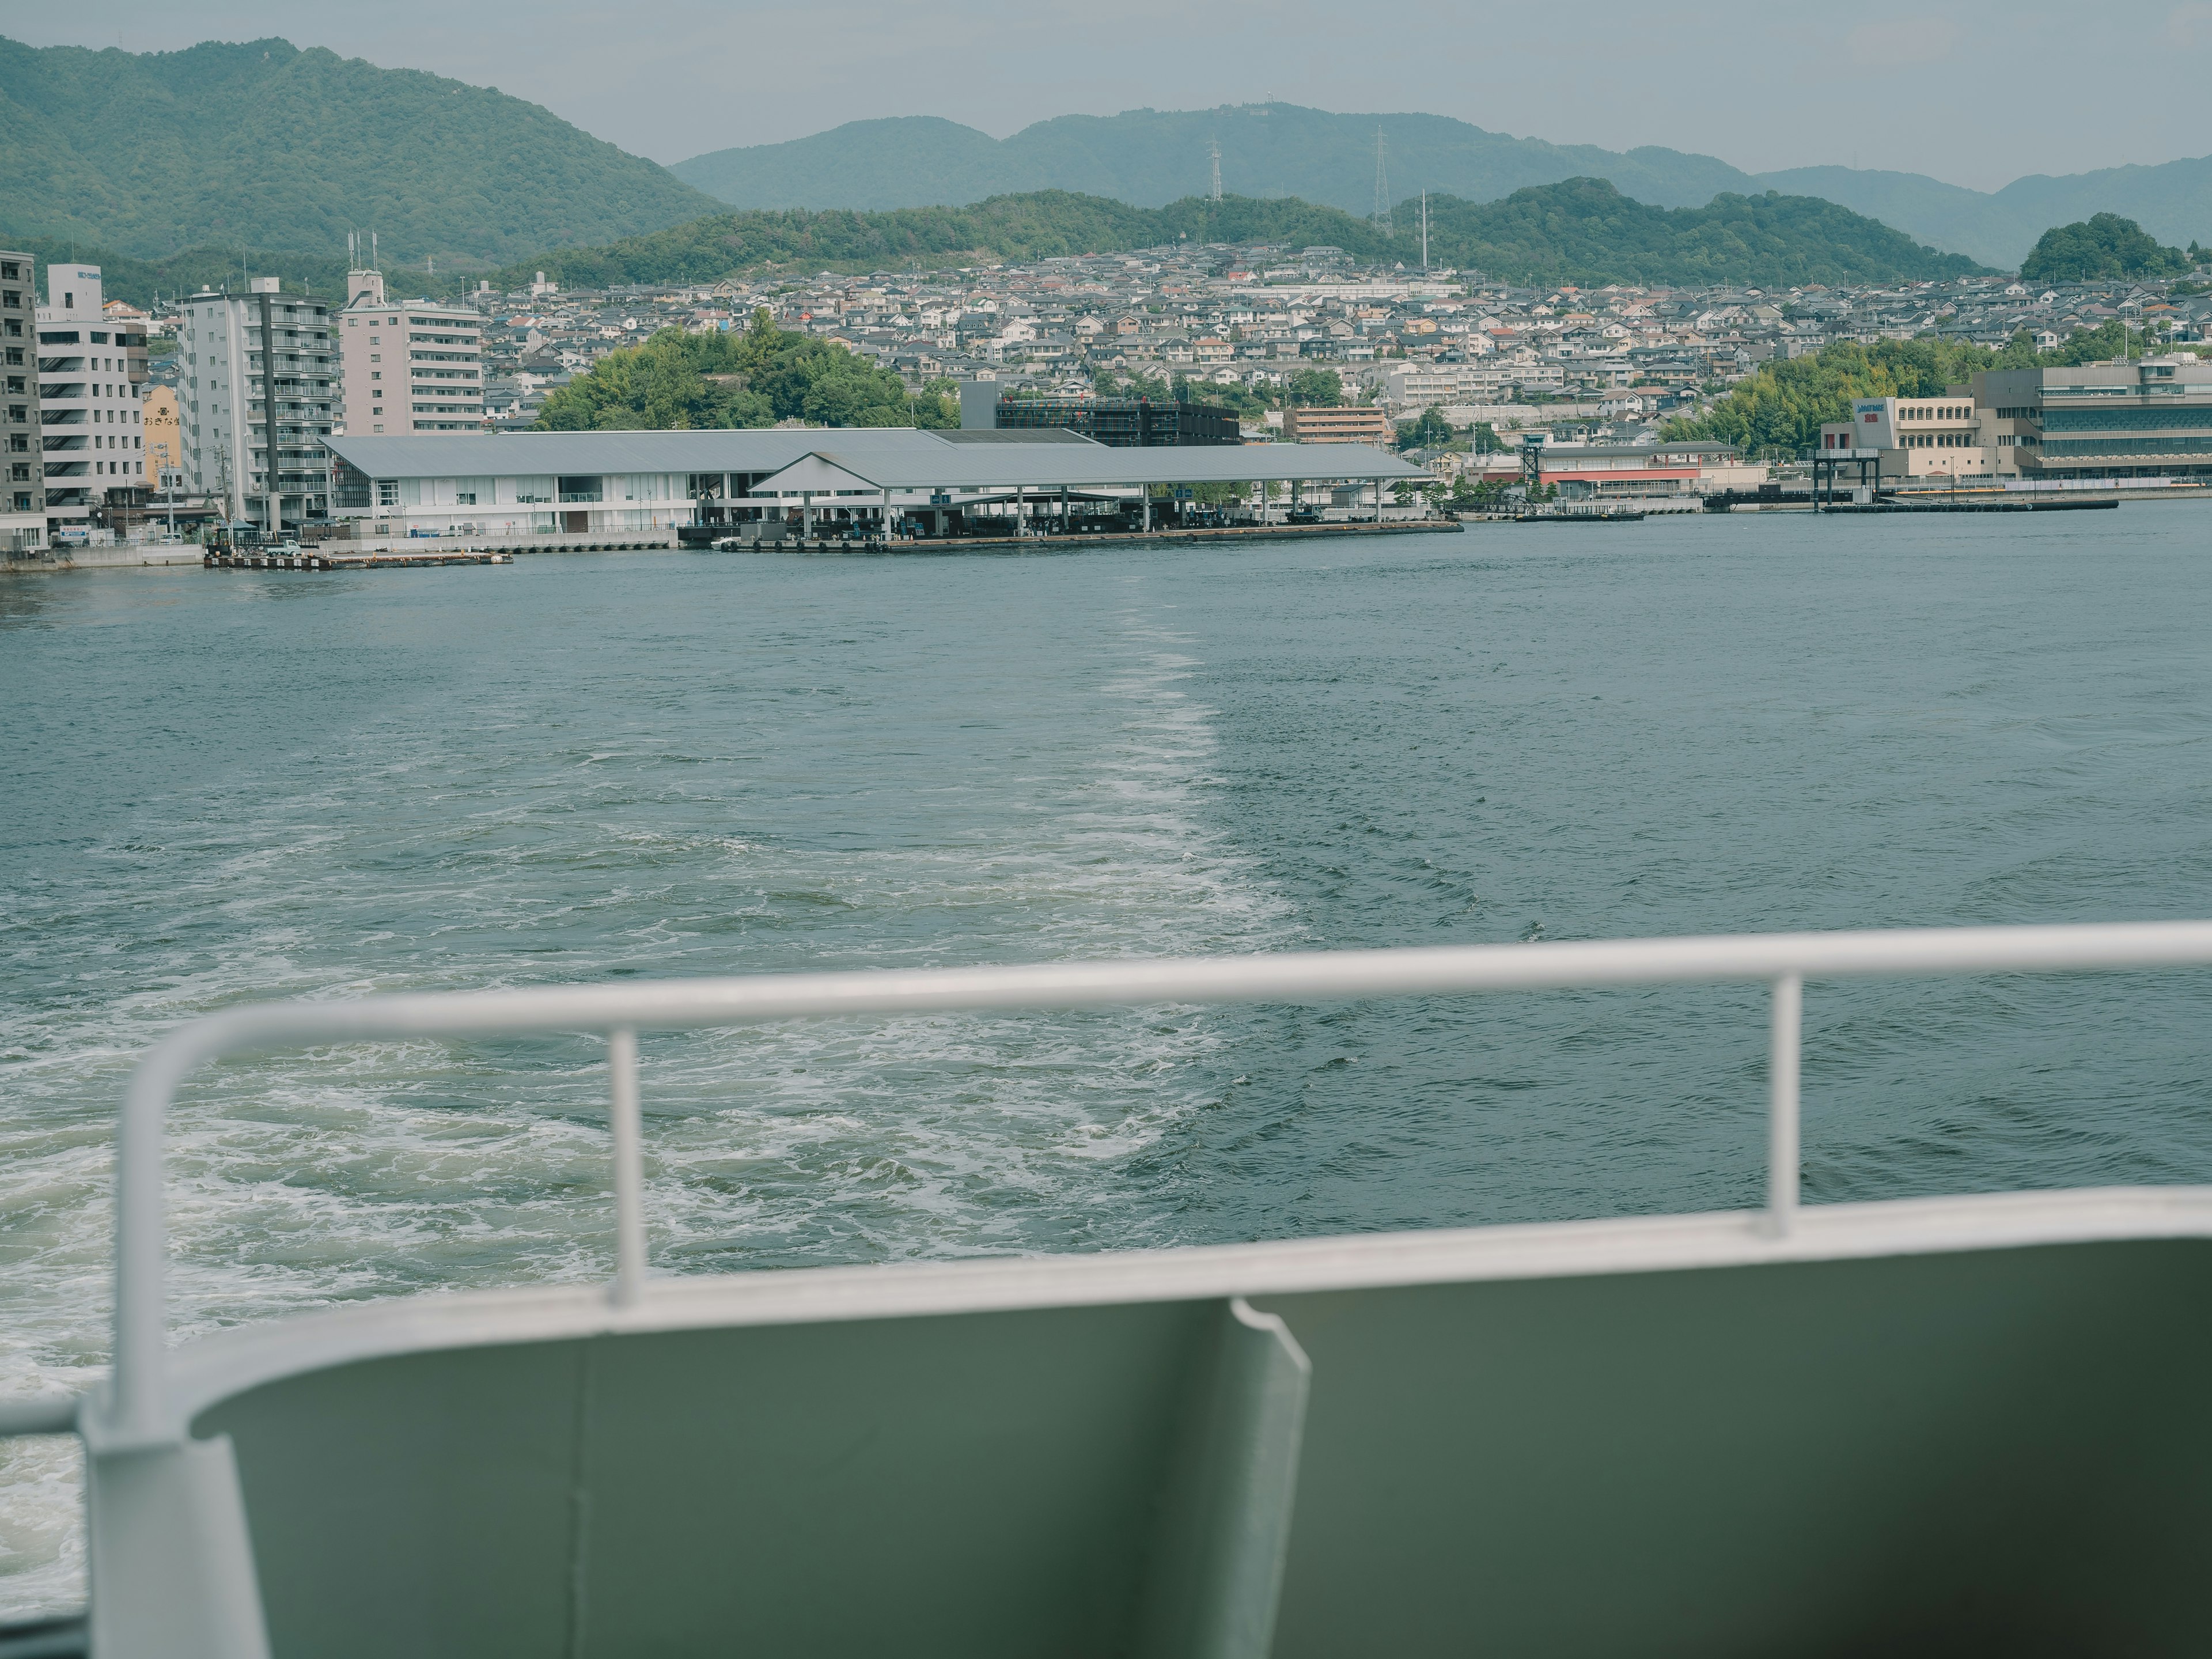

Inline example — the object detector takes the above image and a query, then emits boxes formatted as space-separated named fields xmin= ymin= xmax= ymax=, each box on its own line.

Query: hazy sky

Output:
xmin=7 ymin=0 xmax=2206 ymax=191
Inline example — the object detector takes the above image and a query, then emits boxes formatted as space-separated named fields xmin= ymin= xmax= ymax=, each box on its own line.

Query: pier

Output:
xmin=203 ymin=550 xmax=516 ymax=571
xmin=714 ymin=518 xmax=1458 ymax=554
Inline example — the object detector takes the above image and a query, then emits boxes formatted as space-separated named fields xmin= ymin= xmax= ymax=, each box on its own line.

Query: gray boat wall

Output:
xmin=99 ymin=1212 xmax=2212 ymax=1657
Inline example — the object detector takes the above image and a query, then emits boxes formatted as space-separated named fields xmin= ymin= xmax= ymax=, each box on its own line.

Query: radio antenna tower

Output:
xmin=1209 ymin=138 xmax=1223 ymax=203
xmin=1421 ymin=189 xmax=1429 ymax=270
xmin=1372 ymin=127 xmax=1393 ymax=238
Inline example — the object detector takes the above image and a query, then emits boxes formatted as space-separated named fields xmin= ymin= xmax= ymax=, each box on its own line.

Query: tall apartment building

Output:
xmin=336 ymin=266 xmax=484 ymax=435
xmin=1 ymin=251 xmax=42 ymax=550
xmin=33 ymin=263 xmax=148 ymax=539
xmin=176 ymin=278 xmax=337 ymax=530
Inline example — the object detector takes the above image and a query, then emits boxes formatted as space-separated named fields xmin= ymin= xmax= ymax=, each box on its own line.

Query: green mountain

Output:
xmin=0 ymin=35 xmax=722 ymax=269
xmin=494 ymin=180 xmax=1984 ymax=293
xmin=2020 ymin=213 xmax=2190 ymax=284
xmin=672 ymin=104 xmax=1759 ymax=219
xmin=673 ymin=103 xmax=2212 ymax=270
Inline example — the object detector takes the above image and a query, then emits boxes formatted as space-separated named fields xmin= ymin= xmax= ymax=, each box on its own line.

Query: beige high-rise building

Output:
xmin=337 ymin=265 xmax=484 ymax=436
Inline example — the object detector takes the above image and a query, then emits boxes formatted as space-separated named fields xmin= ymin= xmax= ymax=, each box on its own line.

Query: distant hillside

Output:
xmin=1742 ymin=158 xmax=2212 ymax=271
xmin=0 ymin=36 xmax=722 ymax=268
xmin=673 ymin=103 xmax=2212 ymax=270
xmin=493 ymin=181 xmax=1985 ymax=293
xmin=672 ymin=105 xmax=1759 ymax=218
xmin=0 ymin=234 xmax=347 ymax=308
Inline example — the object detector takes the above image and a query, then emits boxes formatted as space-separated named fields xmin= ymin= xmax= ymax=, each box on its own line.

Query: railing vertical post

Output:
xmin=1767 ymin=973 xmax=1802 ymax=1237
xmin=607 ymin=1027 xmax=647 ymax=1308
xmin=113 ymin=1062 xmax=179 ymax=1442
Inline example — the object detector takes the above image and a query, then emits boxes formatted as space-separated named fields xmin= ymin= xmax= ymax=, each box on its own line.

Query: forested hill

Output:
xmin=494 ymin=180 xmax=1986 ymax=292
xmin=0 ymin=36 xmax=721 ymax=269
xmin=1421 ymin=179 xmax=1986 ymax=286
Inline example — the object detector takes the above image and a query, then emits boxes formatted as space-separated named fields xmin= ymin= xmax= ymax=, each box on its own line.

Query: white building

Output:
xmin=1379 ymin=355 xmax=1565 ymax=408
xmin=176 ymin=278 xmax=337 ymax=529
xmin=321 ymin=429 xmax=1426 ymax=539
xmin=1821 ymin=392 xmax=1995 ymax=479
xmin=35 ymin=264 xmax=147 ymax=539
xmin=336 ymin=267 xmax=484 ymax=435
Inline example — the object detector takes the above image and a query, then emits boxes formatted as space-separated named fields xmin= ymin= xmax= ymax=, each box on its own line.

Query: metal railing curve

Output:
xmin=29 ymin=918 xmax=2212 ymax=1447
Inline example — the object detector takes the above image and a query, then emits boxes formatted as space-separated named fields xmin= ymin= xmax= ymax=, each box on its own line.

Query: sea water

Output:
xmin=5 ymin=513 xmax=2211 ymax=1613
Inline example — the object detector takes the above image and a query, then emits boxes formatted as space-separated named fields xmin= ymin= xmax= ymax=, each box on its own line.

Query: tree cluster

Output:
xmin=1394 ymin=406 xmax=1456 ymax=450
xmin=535 ymin=310 xmax=958 ymax=431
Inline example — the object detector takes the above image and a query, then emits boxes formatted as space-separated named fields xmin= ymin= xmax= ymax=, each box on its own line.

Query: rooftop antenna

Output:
xmin=1209 ymin=138 xmax=1222 ymax=203
xmin=1372 ymin=128 xmax=1393 ymax=238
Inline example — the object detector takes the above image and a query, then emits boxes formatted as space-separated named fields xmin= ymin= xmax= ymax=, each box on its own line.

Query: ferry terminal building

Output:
xmin=320 ymin=429 xmax=1426 ymax=540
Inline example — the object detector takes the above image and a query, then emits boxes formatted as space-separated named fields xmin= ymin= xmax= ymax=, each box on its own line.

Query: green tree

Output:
xmin=1394 ymin=406 xmax=1454 ymax=450
xmin=1449 ymin=472 xmax=1503 ymax=508
xmin=1282 ymin=367 xmax=1345 ymax=407
xmin=536 ymin=312 xmax=946 ymax=432
xmin=915 ymin=377 xmax=961 ymax=429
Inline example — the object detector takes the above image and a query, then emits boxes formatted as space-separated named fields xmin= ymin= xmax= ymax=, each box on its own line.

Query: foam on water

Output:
xmin=0 ymin=572 xmax=1286 ymax=1615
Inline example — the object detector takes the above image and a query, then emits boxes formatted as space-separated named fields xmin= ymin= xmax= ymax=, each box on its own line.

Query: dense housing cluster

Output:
xmin=8 ymin=234 xmax=2212 ymax=552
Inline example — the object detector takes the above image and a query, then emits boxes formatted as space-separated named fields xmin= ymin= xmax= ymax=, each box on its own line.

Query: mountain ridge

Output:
xmin=493 ymin=180 xmax=1984 ymax=294
xmin=672 ymin=105 xmax=1756 ymax=222
xmin=672 ymin=104 xmax=2212 ymax=270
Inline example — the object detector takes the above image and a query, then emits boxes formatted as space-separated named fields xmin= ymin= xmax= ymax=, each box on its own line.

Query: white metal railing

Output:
xmin=18 ymin=920 xmax=2212 ymax=1446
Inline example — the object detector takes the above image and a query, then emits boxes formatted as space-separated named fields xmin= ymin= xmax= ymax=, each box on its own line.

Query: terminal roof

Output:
xmin=749 ymin=442 xmax=1421 ymax=495
xmin=324 ymin=429 xmax=1425 ymax=488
